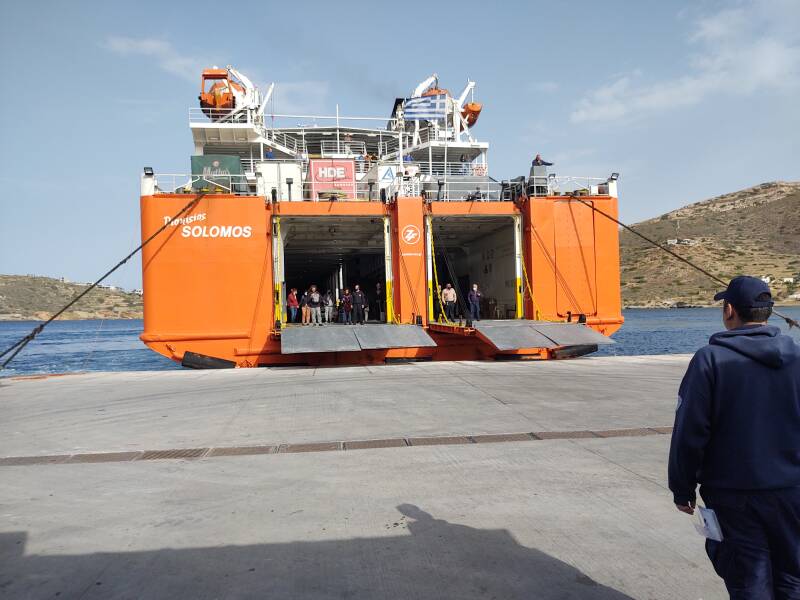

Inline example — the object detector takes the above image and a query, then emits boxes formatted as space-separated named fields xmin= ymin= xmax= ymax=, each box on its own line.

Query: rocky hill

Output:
xmin=620 ymin=181 xmax=800 ymax=307
xmin=0 ymin=275 xmax=143 ymax=320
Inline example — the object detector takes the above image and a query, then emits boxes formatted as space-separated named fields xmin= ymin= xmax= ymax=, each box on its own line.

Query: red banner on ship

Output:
xmin=308 ymin=159 xmax=356 ymax=200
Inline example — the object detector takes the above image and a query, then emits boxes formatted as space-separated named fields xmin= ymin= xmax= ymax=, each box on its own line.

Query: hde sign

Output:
xmin=309 ymin=159 xmax=355 ymax=200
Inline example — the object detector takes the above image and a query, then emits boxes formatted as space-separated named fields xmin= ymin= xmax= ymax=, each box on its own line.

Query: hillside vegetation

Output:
xmin=0 ymin=275 xmax=143 ymax=320
xmin=620 ymin=181 xmax=800 ymax=307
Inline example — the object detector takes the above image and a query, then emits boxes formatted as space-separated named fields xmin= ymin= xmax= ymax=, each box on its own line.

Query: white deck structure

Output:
xmin=144 ymin=71 xmax=616 ymax=202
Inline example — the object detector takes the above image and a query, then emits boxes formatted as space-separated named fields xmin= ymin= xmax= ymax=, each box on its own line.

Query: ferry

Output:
xmin=139 ymin=67 xmax=623 ymax=368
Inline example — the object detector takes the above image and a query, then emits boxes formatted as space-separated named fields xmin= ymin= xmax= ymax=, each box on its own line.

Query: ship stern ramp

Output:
xmin=471 ymin=319 xmax=614 ymax=352
xmin=281 ymin=324 xmax=436 ymax=354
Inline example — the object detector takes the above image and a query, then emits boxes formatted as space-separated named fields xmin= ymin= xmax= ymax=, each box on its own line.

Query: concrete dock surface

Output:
xmin=0 ymin=355 xmax=727 ymax=599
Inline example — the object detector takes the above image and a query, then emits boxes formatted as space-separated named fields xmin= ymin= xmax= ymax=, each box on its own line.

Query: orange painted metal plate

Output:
xmin=553 ymin=200 xmax=597 ymax=317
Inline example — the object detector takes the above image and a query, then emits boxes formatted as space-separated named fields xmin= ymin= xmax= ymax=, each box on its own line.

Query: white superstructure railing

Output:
xmin=262 ymin=130 xmax=300 ymax=153
xmin=401 ymin=161 xmax=489 ymax=177
xmin=320 ymin=139 xmax=366 ymax=157
xmin=146 ymin=174 xmax=254 ymax=196
xmin=240 ymin=158 xmax=303 ymax=173
xmin=143 ymin=172 xmax=616 ymax=201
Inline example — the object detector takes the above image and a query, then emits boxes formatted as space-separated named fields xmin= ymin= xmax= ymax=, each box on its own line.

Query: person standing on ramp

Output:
xmin=668 ymin=276 xmax=800 ymax=598
xmin=352 ymin=285 xmax=367 ymax=325
xmin=442 ymin=283 xmax=457 ymax=322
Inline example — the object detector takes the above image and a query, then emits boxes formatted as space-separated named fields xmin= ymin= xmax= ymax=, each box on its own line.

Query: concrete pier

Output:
xmin=0 ymin=355 xmax=726 ymax=599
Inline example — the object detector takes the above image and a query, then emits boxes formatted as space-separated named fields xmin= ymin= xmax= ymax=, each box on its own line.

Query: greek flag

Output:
xmin=403 ymin=94 xmax=447 ymax=120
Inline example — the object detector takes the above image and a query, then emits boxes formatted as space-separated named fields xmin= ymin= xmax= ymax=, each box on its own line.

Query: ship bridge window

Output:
xmin=279 ymin=217 xmax=386 ymax=322
xmin=429 ymin=216 xmax=520 ymax=321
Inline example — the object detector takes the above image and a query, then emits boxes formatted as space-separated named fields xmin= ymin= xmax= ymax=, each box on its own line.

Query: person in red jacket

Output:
xmin=287 ymin=288 xmax=299 ymax=323
xmin=341 ymin=288 xmax=353 ymax=324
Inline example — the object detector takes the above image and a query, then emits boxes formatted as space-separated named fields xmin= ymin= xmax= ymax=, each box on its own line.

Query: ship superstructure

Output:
xmin=139 ymin=67 xmax=623 ymax=367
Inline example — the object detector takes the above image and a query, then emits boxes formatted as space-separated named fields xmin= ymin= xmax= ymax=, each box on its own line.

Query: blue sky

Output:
xmin=1 ymin=0 xmax=798 ymax=290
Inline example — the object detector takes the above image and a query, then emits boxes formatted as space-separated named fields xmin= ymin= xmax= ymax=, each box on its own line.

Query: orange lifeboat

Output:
xmin=461 ymin=102 xmax=482 ymax=127
xmin=199 ymin=68 xmax=244 ymax=119
xmin=422 ymin=87 xmax=482 ymax=127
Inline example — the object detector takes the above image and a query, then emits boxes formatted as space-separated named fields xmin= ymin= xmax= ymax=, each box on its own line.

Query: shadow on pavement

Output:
xmin=1 ymin=504 xmax=633 ymax=599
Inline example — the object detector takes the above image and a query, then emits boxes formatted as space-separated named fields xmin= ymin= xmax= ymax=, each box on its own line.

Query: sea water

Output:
xmin=1 ymin=307 xmax=799 ymax=377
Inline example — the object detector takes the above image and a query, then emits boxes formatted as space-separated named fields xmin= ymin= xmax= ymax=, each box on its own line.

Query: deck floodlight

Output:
xmin=437 ymin=179 xmax=444 ymax=201
xmin=610 ymin=172 xmax=620 ymax=181
xmin=143 ymin=167 xmax=154 ymax=176
xmin=548 ymin=172 xmax=556 ymax=180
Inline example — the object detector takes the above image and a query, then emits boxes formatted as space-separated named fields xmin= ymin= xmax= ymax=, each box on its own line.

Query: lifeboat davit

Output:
xmin=199 ymin=68 xmax=244 ymax=119
xmin=461 ymin=102 xmax=482 ymax=127
xmin=421 ymin=87 xmax=482 ymax=127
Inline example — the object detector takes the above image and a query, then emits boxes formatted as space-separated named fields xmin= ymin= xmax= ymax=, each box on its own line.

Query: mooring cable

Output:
xmin=571 ymin=195 xmax=798 ymax=329
xmin=0 ymin=193 xmax=206 ymax=369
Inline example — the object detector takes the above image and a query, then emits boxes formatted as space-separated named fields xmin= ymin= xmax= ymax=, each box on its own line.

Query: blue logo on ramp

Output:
xmin=381 ymin=167 xmax=394 ymax=181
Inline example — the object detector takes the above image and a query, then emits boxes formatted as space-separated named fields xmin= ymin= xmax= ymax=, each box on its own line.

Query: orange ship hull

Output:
xmin=140 ymin=194 xmax=622 ymax=367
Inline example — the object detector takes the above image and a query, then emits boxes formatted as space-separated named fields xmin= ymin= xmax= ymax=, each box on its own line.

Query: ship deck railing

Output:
xmin=189 ymin=108 xmax=489 ymax=165
xmin=144 ymin=172 xmax=614 ymax=202
xmin=235 ymin=158 xmax=490 ymax=178
xmin=320 ymin=140 xmax=366 ymax=157
xmin=401 ymin=161 xmax=488 ymax=177
xmin=147 ymin=174 xmax=255 ymax=196
xmin=417 ymin=126 xmax=455 ymax=145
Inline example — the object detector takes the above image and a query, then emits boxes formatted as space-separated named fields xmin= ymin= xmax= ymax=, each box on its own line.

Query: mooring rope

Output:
xmin=0 ymin=193 xmax=206 ymax=369
xmin=572 ymin=196 xmax=798 ymax=329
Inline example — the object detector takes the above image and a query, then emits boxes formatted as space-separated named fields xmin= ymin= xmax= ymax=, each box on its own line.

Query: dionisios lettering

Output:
xmin=164 ymin=212 xmax=206 ymax=226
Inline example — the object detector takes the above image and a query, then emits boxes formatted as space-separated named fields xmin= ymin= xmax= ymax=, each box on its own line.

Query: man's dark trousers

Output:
xmin=445 ymin=301 xmax=456 ymax=321
xmin=353 ymin=304 xmax=364 ymax=324
xmin=469 ymin=301 xmax=480 ymax=320
xmin=701 ymin=486 xmax=800 ymax=599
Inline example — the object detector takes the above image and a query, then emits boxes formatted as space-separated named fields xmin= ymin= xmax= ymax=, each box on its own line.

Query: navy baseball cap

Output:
xmin=713 ymin=276 xmax=774 ymax=307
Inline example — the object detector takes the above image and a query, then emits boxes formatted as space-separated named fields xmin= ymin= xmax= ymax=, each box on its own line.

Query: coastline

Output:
xmin=624 ymin=301 xmax=800 ymax=310
xmin=0 ymin=312 xmax=142 ymax=321
xmin=2 ymin=303 xmax=798 ymax=320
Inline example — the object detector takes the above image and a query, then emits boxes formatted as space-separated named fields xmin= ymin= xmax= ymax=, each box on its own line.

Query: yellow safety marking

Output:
xmin=273 ymin=217 xmax=286 ymax=324
xmin=383 ymin=216 xmax=398 ymax=324
xmin=427 ymin=280 xmax=434 ymax=323
xmin=425 ymin=217 xmax=435 ymax=321
xmin=429 ymin=225 xmax=455 ymax=325
xmin=385 ymin=279 xmax=396 ymax=324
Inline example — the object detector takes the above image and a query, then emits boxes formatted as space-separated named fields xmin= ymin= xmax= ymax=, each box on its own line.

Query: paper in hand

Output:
xmin=694 ymin=507 xmax=724 ymax=542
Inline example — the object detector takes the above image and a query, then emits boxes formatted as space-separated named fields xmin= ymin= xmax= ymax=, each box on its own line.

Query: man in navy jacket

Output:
xmin=668 ymin=276 xmax=800 ymax=599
